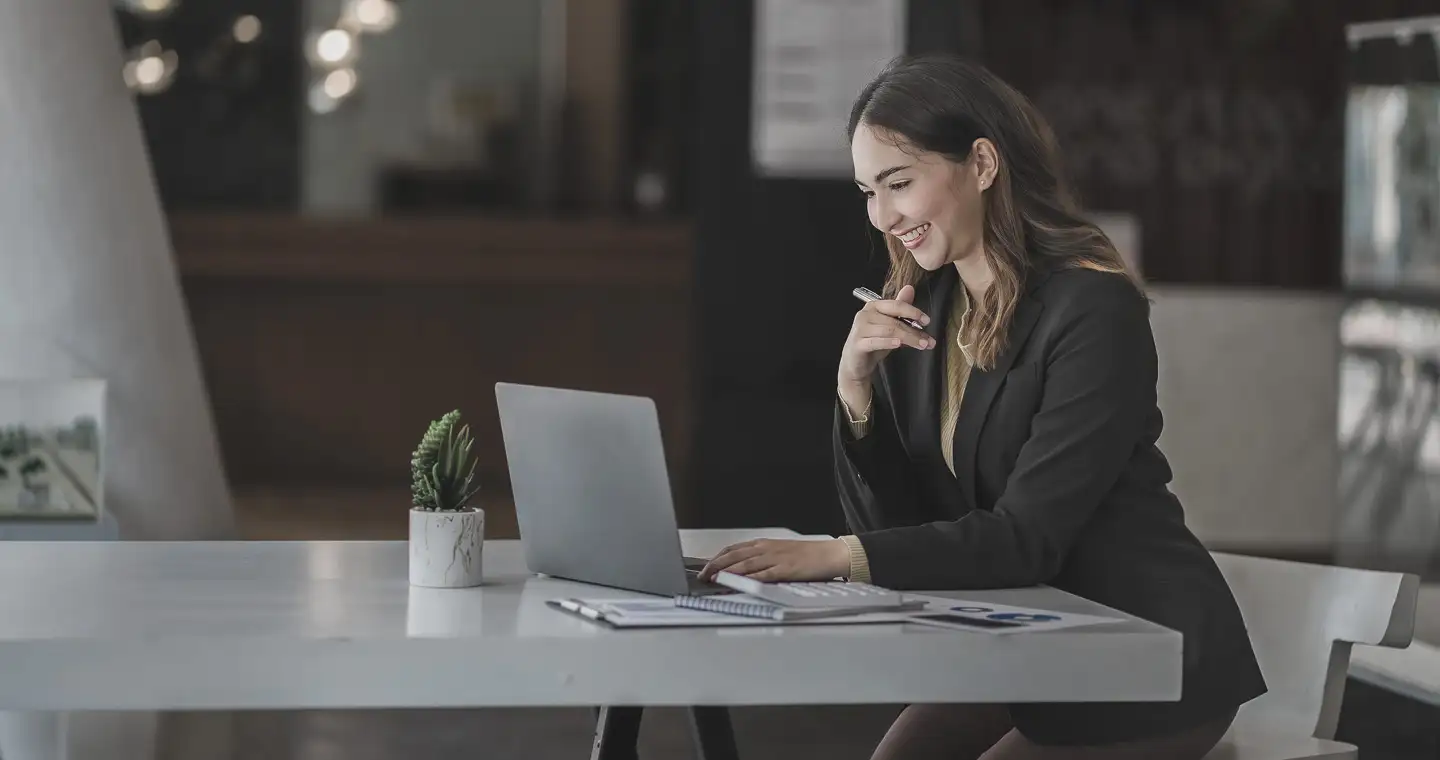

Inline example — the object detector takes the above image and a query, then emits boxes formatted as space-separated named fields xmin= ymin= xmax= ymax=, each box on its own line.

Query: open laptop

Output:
xmin=494 ymin=382 xmax=727 ymax=597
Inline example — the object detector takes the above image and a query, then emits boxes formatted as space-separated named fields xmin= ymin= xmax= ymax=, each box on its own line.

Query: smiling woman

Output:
xmin=847 ymin=58 xmax=1134 ymax=374
xmin=699 ymin=54 xmax=1268 ymax=759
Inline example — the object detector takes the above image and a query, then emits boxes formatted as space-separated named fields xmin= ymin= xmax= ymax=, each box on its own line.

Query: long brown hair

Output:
xmin=847 ymin=55 xmax=1138 ymax=370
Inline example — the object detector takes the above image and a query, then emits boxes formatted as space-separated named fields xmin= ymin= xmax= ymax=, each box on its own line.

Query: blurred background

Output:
xmin=121 ymin=0 xmax=1436 ymax=562
xmin=33 ymin=0 xmax=1440 ymax=756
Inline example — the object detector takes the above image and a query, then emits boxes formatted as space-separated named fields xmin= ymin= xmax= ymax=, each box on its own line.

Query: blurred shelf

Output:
xmin=233 ymin=485 xmax=520 ymax=542
xmin=170 ymin=212 xmax=692 ymax=285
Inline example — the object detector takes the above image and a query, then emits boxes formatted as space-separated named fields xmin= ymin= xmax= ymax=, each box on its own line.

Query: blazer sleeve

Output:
xmin=856 ymin=284 xmax=1154 ymax=589
xmin=833 ymin=369 xmax=929 ymax=533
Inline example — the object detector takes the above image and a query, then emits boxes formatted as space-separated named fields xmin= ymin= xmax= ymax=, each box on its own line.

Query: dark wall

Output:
xmin=688 ymin=0 xmax=983 ymax=533
xmin=115 ymin=0 xmax=301 ymax=209
xmin=980 ymin=0 xmax=1440 ymax=288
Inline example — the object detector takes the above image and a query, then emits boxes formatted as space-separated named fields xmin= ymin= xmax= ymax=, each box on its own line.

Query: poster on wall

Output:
xmin=751 ymin=0 xmax=906 ymax=177
xmin=1343 ymin=84 xmax=1440 ymax=293
xmin=0 ymin=379 xmax=104 ymax=521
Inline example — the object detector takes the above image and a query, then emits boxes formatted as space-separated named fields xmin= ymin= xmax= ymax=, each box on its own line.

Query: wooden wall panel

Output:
xmin=175 ymin=214 xmax=694 ymax=519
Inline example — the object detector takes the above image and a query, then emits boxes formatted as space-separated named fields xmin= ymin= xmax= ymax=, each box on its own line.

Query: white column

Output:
xmin=0 ymin=3 xmax=234 ymax=537
xmin=0 ymin=3 xmax=236 ymax=759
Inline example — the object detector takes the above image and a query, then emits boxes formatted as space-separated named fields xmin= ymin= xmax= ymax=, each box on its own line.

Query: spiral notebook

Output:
xmin=674 ymin=593 xmax=925 ymax=621
xmin=547 ymin=596 xmax=914 ymax=628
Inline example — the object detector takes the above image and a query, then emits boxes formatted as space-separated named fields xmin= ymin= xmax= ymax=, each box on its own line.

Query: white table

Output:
xmin=0 ymin=529 xmax=1182 ymax=759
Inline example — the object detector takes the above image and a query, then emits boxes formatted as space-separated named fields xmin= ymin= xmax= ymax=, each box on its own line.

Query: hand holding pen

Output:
xmin=837 ymin=284 xmax=935 ymax=397
xmin=852 ymin=286 xmax=928 ymax=331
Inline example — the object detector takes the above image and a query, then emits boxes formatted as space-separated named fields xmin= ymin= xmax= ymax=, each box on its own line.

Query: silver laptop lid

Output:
xmin=495 ymin=382 xmax=690 ymax=596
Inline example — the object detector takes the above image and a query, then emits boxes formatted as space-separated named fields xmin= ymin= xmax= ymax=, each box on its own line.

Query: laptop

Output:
xmin=494 ymin=382 xmax=728 ymax=597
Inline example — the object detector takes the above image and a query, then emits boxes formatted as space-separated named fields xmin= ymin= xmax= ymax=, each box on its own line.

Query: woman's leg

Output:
xmin=870 ymin=704 xmax=1015 ymax=760
xmin=978 ymin=708 xmax=1235 ymax=760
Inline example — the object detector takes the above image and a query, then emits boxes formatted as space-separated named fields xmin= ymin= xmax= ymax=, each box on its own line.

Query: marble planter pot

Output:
xmin=408 ymin=507 xmax=485 ymax=587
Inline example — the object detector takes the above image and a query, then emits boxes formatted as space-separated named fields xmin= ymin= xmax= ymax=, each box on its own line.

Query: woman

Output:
xmin=699 ymin=55 xmax=1267 ymax=758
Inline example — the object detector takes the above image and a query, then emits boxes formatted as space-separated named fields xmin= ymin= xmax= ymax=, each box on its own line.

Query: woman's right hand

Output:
xmin=837 ymin=284 xmax=935 ymax=394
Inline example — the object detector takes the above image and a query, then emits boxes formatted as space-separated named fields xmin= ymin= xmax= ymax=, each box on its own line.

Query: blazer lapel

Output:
xmin=951 ymin=281 xmax=1045 ymax=512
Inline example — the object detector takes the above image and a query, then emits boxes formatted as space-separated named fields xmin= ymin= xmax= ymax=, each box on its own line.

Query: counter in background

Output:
xmin=172 ymin=213 xmax=694 ymax=535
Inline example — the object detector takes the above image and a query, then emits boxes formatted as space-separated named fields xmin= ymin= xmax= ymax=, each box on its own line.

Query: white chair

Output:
xmin=1349 ymin=581 xmax=1440 ymax=710
xmin=1203 ymin=552 xmax=1420 ymax=760
xmin=1349 ymin=639 xmax=1440 ymax=710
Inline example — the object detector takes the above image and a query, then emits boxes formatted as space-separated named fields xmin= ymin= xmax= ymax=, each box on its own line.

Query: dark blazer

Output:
xmin=834 ymin=264 xmax=1266 ymax=745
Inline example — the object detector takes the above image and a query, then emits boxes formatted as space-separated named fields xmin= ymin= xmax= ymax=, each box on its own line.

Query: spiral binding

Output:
xmin=674 ymin=594 xmax=785 ymax=620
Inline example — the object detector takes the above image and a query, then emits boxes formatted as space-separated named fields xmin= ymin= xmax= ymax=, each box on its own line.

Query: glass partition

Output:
xmin=1337 ymin=17 xmax=1440 ymax=579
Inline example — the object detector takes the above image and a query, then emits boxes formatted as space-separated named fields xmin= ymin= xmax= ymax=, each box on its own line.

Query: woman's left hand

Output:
xmin=698 ymin=538 xmax=851 ymax=583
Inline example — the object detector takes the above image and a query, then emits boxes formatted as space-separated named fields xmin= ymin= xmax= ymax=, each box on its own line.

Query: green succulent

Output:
xmin=410 ymin=410 xmax=481 ymax=511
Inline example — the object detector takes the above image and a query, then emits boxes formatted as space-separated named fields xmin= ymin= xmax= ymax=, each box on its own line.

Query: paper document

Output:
xmin=903 ymin=595 xmax=1124 ymax=634
xmin=549 ymin=593 xmax=1125 ymax=634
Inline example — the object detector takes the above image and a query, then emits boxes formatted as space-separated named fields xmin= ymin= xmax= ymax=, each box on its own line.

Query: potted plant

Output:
xmin=408 ymin=410 xmax=485 ymax=587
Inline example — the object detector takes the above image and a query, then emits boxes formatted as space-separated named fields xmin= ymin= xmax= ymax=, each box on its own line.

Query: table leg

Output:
xmin=688 ymin=707 xmax=740 ymax=760
xmin=0 ymin=711 xmax=62 ymax=760
xmin=591 ymin=706 xmax=643 ymax=760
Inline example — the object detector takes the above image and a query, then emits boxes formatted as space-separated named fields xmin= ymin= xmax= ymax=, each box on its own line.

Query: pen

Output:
xmin=556 ymin=599 xmax=604 ymax=621
xmin=852 ymin=286 xmax=926 ymax=330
